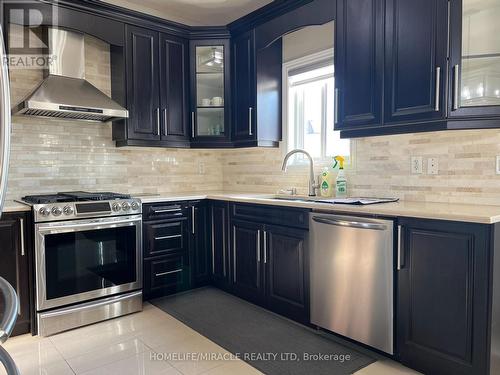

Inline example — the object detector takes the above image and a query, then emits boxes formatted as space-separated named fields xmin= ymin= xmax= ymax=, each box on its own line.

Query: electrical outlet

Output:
xmin=496 ymin=156 xmax=500 ymax=175
xmin=198 ymin=161 xmax=205 ymax=175
xmin=411 ymin=156 xmax=423 ymax=174
xmin=427 ymin=158 xmax=439 ymax=175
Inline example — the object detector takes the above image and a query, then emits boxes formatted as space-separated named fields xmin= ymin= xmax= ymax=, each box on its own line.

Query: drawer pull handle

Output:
xmin=155 ymin=234 xmax=182 ymax=240
xmin=154 ymin=208 xmax=181 ymax=213
xmin=155 ymin=269 xmax=183 ymax=277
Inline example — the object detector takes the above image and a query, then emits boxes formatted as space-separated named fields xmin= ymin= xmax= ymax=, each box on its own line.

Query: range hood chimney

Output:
xmin=12 ymin=28 xmax=128 ymax=122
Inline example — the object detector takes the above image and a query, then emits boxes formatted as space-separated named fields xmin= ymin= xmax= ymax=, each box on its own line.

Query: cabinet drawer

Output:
xmin=144 ymin=254 xmax=190 ymax=299
xmin=144 ymin=220 xmax=187 ymax=258
xmin=231 ymin=203 xmax=309 ymax=229
xmin=143 ymin=202 xmax=187 ymax=221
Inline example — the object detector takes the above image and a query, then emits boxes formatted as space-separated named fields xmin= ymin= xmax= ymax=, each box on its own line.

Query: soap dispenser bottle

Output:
xmin=334 ymin=156 xmax=347 ymax=198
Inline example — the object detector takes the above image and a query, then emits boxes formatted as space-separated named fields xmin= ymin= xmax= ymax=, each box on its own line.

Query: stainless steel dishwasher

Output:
xmin=309 ymin=213 xmax=394 ymax=354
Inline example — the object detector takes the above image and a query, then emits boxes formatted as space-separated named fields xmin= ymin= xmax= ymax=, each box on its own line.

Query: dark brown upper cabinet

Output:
xmin=336 ymin=0 xmax=500 ymax=138
xmin=448 ymin=0 xmax=500 ymax=121
xmin=189 ymin=39 xmax=232 ymax=148
xmin=335 ymin=0 xmax=384 ymax=130
xmin=384 ymin=0 xmax=448 ymax=125
xmin=113 ymin=25 xmax=190 ymax=148
xmin=231 ymin=29 xmax=282 ymax=148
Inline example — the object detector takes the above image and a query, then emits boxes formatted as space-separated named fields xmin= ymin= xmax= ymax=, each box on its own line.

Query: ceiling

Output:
xmin=101 ymin=0 xmax=275 ymax=26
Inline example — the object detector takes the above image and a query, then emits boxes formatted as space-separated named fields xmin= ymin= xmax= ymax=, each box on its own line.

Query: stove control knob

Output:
xmin=112 ymin=203 xmax=121 ymax=212
xmin=131 ymin=201 xmax=140 ymax=211
xmin=39 ymin=207 xmax=50 ymax=217
xmin=51 ymin=206 xmax=63 ymax=216
xmin=63 ymin=206 xmax=74 ymax=215
xmin=121 ymin=202 xmax=131 ymax=211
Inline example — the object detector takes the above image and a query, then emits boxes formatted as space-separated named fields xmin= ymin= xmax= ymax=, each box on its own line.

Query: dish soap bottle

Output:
xmin=334 ymin=156 xmax=347 ymax=198
xmin=320 ymin=167 xmax=334 ymax=197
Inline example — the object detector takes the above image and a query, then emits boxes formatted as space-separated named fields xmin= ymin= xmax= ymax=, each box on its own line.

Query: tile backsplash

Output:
xmin=7 ymin=33 xmax=500 ymax=205
xmin=223 ymin=130 xmax=500 ymax=205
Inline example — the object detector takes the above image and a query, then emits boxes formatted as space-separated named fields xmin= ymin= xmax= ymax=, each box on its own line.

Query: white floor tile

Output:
xmin=0 ymin=359 xmax=75 ymax=375
xmin=199 ymin=360 xmax=264 ymax=375
xmin=354 ymin=359 xmax=423 ymax=375
xmin=79 ymin=350 xmax=180 ymax=375
xmin=66 ymin=337 xmax=149 ymax=374
xmin=153 ymin=335 xmax=231 ymax=375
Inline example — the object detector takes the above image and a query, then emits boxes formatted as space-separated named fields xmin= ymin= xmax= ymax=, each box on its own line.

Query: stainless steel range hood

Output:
xmin=12 ymin=28 xmax=128 ymax=122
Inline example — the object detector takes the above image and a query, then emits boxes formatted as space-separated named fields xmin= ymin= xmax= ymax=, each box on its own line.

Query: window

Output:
xmin=283 ymin=50 xmax=350 ymax=165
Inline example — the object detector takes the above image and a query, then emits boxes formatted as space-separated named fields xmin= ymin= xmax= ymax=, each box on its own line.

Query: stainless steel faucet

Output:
xmin=281 ymin=149 xmax=319 ymax=197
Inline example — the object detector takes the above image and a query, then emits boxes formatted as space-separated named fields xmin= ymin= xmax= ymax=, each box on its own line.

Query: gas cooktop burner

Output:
xmin=22 ymin=191 xmax=131 ymax=204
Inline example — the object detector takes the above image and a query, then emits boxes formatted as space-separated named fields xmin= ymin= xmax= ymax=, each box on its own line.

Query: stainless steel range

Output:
xmin=20 ymin=191 xmax=143 ymax=336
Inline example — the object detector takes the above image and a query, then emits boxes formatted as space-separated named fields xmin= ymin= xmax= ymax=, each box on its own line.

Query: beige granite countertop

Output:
xmin=135 ymin=192 xmax=500 ymax=224
xmin=3 ymin=200 xmax=31 ymax=213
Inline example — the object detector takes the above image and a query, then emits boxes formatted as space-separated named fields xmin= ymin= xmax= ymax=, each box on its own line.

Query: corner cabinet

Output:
xmin=397 ymin=218 xmax=492 ymax=375
xmin=113 ymin=25 xmax=190 ymax=148
xmin=189 ymin=39 xmax=232 ymax=148
xmin=0 ymin=212 xmax=32 ymax=336
xmin=231 ymin=30 xmax=282 ymax=147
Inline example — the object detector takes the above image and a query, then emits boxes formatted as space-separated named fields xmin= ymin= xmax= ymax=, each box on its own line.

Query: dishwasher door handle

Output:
xmin=312 ymin=216 xmax=387 ymax=231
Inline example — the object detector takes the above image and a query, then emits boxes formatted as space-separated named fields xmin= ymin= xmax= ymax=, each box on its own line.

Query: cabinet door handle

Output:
xmin=248 ymin=107 xmax=253 ymax=136
xmin=397 ymin=225 xmax=404 ymax=270
xmin=263 ymin=230 xmax=267 ymax=264
xmin=434 ymin=67 xmax=441 ymax=112
xmin=156 ymin=108 xmax=160 ymax=135
xmin=19 ymin=218 xmax=25 ymax=257
xmin=453 ymin=64 xmax=460 ymax=111
xmin=163 ymin=108 xmax=168 ymax=136
xmin=154 ymin=208 xmax=181 ymax=213
xmin=233 ymin=226 xmax=236 ymax=282
xmin=334 ymin=88 xmax=339 ymax=125
xmin=191 ymin=112 xmax=195 ymax=138
xmin=191 ymin=206 xmax=195 ymax=234
xmin=154 ymin=234 xmax=181 ymax=241
xmin=155 ymin=269 xmax=182 ymax=277
xmin=256 ymin=229 xmax=261 ymax=263
xmin=211 ymin=208 xmax=215 ymax=274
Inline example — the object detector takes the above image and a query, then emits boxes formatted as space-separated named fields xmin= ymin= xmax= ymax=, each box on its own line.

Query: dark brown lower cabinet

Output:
xmin=190 ymin=201 xmax=211 ymax=287
xmin=265 ymin=225 xmax=309 ymax=324
xmin=211 ymin=201 xmax=231 ymax=289
xmin=0 ymin=211 xmax=32 ymax=336
xmin=143 ymin=254 xmax=190 ymax=299
xmin=231 ymin=219 xmax=264 ymax=305
xmin=397 ymin=218 xmax=492 ymax=375
xmin=230 ymin=216 xmax=309 ymax=324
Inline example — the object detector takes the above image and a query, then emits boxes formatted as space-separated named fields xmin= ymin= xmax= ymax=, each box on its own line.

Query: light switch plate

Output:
xmin=411 ymin=156 xmax=423 ymax=174
xmin=427 ymin=158 xmax=438 ymax=175
xmin=198 ymin=161 xmax=205 ymax=175
xmin=496 ymin=156 xmax=500 ymax=175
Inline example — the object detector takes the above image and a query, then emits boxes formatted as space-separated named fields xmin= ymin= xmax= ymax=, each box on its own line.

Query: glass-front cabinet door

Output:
xmin=190 ymin=39 xmax=230 ymax=144
xmin=450 ymin=0 xmax=500 ymax=118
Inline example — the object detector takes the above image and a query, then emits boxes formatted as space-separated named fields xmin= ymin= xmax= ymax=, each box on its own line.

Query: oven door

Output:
xmin=35 ymin=215 xmax=142 ymax=311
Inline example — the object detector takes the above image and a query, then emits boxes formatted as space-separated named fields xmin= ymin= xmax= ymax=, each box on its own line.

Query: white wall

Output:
xmin=282 ymin=21 xmax=334 ymax=62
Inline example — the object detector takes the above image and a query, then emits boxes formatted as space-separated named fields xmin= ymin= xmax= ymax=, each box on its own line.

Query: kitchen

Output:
xmin=0 ymin=0 xmax=499 ymax=374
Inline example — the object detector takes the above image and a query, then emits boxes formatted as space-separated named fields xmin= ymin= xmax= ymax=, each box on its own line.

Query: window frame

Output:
xmin=282 ymin=49 xmax=350 ymax=167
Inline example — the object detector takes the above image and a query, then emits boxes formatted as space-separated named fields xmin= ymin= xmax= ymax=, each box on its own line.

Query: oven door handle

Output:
xmin=37 ymin=216 xmax=141 ymax=234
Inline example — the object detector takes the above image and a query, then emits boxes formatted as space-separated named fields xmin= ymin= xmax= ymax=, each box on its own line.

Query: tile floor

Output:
xmin=0 ymin=303 xmax=421 ymax=375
